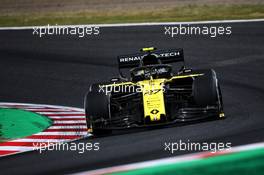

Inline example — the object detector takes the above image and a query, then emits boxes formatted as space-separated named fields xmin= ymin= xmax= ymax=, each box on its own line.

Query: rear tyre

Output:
xmin=84 ymin=84 xmax=112 ymax=136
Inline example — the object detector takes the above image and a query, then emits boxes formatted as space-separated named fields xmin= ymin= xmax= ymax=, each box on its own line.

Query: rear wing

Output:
xmin=117 ymin=48 xmax=184 ymax=69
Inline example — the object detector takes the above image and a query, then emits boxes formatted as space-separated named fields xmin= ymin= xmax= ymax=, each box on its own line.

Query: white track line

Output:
xmin=7 ymin=139 xmax=72 ymax=142
xmin=0 ymin=102 xmax=84 ymax=112
xmin=25 ymin=109 xmax=74 ymax=112
xmin=53 ymin=120 xmax=87 ymax=124
xmin=49 ymin=126 xmax=87 ymax=129
xmin=0 ymin=19 xmax=264 ymax=30
xmin=37 ymin=112 xmax=84 ymax=115
xmin=48 ymin=116 xmax=86 ymax=119
xmin=34 ymin=132 xmax=87 ymax=135
xmin=0 ymin=146 xmax=35 ymax=151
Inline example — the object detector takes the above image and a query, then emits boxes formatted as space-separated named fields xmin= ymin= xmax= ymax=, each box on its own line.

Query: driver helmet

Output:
xmin=141 ymin=53 xmax=160 ymax=66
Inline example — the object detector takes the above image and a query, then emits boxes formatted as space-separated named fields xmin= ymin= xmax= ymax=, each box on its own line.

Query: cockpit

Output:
xmin=130 ymin=64 xmax=172 ymax=81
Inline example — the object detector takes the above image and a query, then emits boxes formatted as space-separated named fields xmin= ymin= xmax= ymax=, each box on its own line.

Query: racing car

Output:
xmin=84 ymin=47 xmax=224 ymax=135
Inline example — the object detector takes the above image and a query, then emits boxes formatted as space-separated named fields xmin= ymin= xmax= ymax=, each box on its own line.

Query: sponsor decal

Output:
xmin=151 ymin=109 xmax=160 ymax=114
xmin=119 ymin=51 xmax=181 ymax=63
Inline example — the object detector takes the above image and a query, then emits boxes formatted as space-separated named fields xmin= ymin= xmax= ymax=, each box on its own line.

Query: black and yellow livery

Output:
xmin=84 ymin=47 xmax=224 ymax=135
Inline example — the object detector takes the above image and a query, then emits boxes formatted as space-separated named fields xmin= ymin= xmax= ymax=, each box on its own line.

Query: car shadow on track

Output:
xmin=88 ymin=116 xmax=226 ymax=139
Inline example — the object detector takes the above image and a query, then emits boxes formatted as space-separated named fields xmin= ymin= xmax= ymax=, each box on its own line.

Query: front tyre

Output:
xmin=193 ymin=69 xmax=224 ymax=116
xmin=84 ymin=84 xmax=112 ymax=136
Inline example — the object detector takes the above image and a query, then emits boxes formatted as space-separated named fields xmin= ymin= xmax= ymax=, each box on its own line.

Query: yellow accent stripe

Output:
xmin=166 ymin=73 xmax=204 ymax=82
xmin=219 ymin=113 xmax=225 ymax=118
xmin=100 ymin=74 xmax=204 ymax=87
xmin=142 ymin=47 xmax=155 ymax=52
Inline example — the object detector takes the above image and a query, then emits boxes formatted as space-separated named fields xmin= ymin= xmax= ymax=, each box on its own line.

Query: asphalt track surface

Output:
xmin=0 ymin=21 xmax=264 ymax=174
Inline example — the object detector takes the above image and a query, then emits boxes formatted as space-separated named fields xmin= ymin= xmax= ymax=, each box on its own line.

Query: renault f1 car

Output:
xmin=84 ymin=47 xmax=224 ymax=135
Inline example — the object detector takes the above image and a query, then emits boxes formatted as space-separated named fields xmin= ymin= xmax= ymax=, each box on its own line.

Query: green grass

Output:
xmin=111 ymin=148 xmax=264 ymax=175
xmin=0 ymin=4 xmax=264 ymax=26
xmin=0 ymin=108 xmax=52 ymax=142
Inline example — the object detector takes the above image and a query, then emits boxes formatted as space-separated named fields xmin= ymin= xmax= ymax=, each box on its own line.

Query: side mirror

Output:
xmin=110 ymin=77 xmax=120 ymax=82
xmin=178 ymin=66 xmax=192 ymax=74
